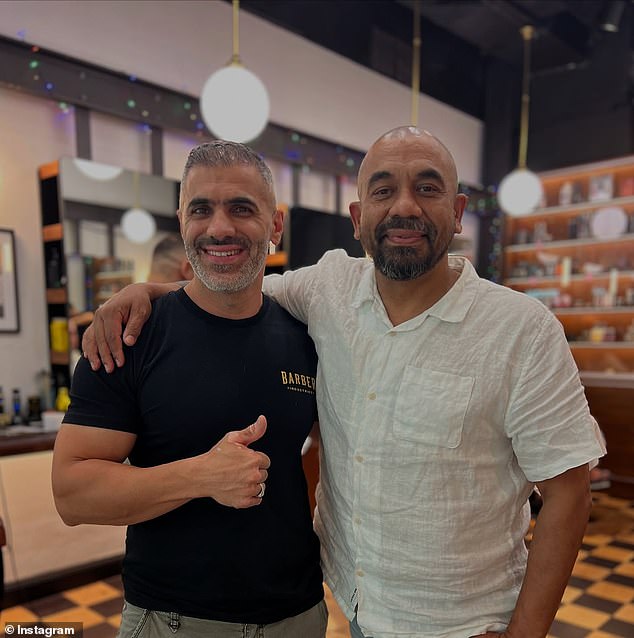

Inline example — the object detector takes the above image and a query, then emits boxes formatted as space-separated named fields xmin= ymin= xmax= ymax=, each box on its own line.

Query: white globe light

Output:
xmin=74 ymin=158 xmax=123 ymax=181
xmin=497 ymin=168 xmax=544 ymax=217
xmin=200 ymin=65 xmax=270 ymax=142
xmin=121 ymin=208 xmax=156 ymax=244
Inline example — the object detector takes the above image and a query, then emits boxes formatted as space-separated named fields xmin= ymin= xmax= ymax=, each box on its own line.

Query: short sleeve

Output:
xmin=63 ymin=355 xmax=142 ymax=433
xmin=505 ymin=313 xmax=606 ymax=482
xmin=263 ymin=264 xmax=321 ymax=324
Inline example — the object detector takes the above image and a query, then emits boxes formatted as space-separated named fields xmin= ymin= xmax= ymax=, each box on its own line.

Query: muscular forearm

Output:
xmin=53 ymin=455 xmax=202 ymax=526
xmin=506 ymin=475 xmax=591 ymax=638
xmin=52 ymin=418 xmax=270 ymax=526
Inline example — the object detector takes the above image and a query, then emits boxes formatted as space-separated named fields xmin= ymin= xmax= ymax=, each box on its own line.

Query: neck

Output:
xmin=375 ymin=256 xmax=459 ymax=326
xmin=184 ymin=276 xmax=264 ymax=319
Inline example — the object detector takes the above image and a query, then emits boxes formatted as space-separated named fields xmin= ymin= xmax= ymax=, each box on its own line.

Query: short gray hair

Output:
xmin=180 ymin=140 xmax=275 ymax=208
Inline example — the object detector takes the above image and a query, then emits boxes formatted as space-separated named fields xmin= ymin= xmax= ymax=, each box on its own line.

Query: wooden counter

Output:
xmin=0 ymin=430 xmax=57 ymax=457
xmin=0 ymin=432 xmax=125 ymax=596
xmin=581 ymin=373 xmax=634 ymax=499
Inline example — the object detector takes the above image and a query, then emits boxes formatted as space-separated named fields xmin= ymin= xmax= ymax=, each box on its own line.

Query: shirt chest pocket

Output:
xmin=393 ymin=366 xmax=475 ymax=448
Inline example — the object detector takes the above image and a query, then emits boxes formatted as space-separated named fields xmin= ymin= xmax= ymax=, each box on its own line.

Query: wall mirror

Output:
xmin=57 ymin=157 xmax=180 ymax=317
xmin=40 ymin=158 xmax=181 ymax=391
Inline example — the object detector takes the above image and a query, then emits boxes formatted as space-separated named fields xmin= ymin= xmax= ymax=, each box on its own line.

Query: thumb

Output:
xmin=122 ymin=299 xmax=152 ymax=346
xmin=227 ymin=415 xmax=267 ymax=446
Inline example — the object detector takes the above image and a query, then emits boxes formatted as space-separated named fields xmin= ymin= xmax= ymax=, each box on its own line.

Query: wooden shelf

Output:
xmin=93 ymin=271 xmax=134 ymax=281
xmin=506 ymin=233 xmax=634 ymax=253
xmin=46 ymin=288 xmax=67 ymax=304
xmin=50 ymin=350 xmax=69 ymax=365
xmin=504 ymin=270 xmax=634 ymax=287
xmin=42 ymin=223 xmax=63 ymax=242
xmin=524 ymin=195 xmax=634 ymax=221
xmin=554 ymin=307 xmax=634 ymax=316
xmin=266 ymin=251 xmax=288 ymax=268
xmin=580 ymin=371 xmax=634 ymax=389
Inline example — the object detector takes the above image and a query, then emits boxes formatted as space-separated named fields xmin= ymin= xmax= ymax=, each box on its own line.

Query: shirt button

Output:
xmin=356 ymin=569 xmax=364 ymax=577
xmin=355 ymin=455 xmax=364 ymax=463
xmin=354 ymin=517 xmax=361 ymax=525
xmin=367 ymin=392 xmax=376 ymax=400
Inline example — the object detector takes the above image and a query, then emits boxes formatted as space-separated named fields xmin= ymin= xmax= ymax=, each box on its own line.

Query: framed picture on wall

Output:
xmin=0 ymin=229 xmax=20 ymax=333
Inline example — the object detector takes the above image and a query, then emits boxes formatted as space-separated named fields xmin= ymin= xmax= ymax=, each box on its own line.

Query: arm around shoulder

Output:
xmin=82 ymin=281 xmax=181 ymax=372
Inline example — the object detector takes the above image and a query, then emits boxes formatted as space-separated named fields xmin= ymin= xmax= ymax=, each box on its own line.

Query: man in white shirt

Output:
xmin=82 ymin=127 xmax=605 ymax=638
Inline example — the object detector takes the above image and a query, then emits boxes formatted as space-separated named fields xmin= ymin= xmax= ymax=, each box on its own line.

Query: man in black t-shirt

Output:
xmin=52 ymin=142 xmax=326 ymax=637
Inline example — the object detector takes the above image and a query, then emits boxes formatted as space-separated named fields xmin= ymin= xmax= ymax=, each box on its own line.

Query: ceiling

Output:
xmin=239 ymin=0 xmax=631 ymax=120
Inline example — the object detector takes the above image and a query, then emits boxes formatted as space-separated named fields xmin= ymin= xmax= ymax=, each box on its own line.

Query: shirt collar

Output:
xmin=350 ymin=255 xmax=479 ymax=324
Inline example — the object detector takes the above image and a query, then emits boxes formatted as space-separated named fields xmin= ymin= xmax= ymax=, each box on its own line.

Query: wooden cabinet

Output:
xmin=503 ymin=156 xmax=634 ymax=496
xmin=0 ymin=450 xmax=125 ymax=587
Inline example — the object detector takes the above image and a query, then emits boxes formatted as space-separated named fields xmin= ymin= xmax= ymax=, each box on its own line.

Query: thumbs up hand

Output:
xmin=194 ymin=415 xmax=270 ymax=509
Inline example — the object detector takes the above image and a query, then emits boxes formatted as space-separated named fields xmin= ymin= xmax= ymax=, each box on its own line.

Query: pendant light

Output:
xmin=121 ymin=172 xmax=156 ymax=244
xmin=411 ymin=0 xmax=421 ymax=126
xmin=74 ymin=158 xmax=123 ymax=181
xmin=199 ymin=0 xmax=270 ymax=143
xmin=497 ymin=25 xmax=544 ymax=217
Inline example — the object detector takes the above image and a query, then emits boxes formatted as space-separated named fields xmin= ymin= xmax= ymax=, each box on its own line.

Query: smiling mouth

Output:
xmin=381 ymin=230 xmax=428 ymax=245
xmin=202 ymin=248 xmax=242 ymax=257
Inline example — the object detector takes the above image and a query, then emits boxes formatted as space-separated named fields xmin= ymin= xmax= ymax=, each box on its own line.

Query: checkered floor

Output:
xmin=2 ymin=493 xmax=633 ymax=638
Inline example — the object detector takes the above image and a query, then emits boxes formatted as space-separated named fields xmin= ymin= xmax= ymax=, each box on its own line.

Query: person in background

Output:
xmin=82 ymin=127 xmax=605 ymax=638
xmin=147 ymin=232 xmax=194 ymax=283
xmin=53 ymin=141 xmax=326 ymax=638
xmin=68 ymin=233 xmax=192 ymax=365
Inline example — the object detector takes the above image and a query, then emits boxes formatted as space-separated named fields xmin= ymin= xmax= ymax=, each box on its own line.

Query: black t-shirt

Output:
xmin=64 ymin=289 xmax=323 ymax=623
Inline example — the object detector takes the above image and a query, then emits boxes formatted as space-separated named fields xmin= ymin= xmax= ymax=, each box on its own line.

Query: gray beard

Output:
xmin=185 ymin=240 xmax=268 ymax=293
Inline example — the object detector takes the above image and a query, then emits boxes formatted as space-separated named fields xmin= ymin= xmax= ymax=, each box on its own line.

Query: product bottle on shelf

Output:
xmin=12 ymin=388 xmax=23 ymax=425
xmin=55 ymin=386 xmax=71 ymax=412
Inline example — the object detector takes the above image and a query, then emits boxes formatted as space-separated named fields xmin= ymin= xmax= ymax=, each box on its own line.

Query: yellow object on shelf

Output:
xmin=55 ymin=387 xmax=71 ymax=412
xmin=50 ymin=318 xmax=69 ymax=353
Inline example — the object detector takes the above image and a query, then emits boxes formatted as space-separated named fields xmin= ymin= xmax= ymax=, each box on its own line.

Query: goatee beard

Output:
xmin=371 ymin=217 xmax=448 ymax=281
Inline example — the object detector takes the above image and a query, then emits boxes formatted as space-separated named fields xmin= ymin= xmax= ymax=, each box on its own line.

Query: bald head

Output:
xmin=358 ymin=126 xmax=459 ymax=198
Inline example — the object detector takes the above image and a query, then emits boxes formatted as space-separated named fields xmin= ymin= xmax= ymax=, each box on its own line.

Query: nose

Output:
xmin=389 ymin=188 xmax=423 ymax=218
xmin=204 ymin=208 xmax=236 ymax=240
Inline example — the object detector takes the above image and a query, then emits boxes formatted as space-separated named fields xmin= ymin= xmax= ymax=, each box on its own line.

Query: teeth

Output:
xmin=204 ymin=249 xmax=241 ymax=257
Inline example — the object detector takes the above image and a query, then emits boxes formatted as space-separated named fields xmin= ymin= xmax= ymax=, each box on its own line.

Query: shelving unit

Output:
xmin=504 ymin=157 xmax=634 ymax=374
xmin=39 ymin=161 xmax=72 ymax=393
xmin=502 ymin=156 xmax=634 ymax=497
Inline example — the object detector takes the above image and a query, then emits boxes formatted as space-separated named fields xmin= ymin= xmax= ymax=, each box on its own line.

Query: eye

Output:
xmin=372 ymin=186 xmax=393 ymax=199
xmin=417 ymin=183 xmax=440 ymax=194
xmin=190 ymin=206 xmax=209 ymax=217
xmin=232 ymin=205 xmax=253 ymax=216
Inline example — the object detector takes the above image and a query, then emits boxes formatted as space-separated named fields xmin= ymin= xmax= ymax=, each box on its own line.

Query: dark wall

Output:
xmin=528 ymin=11 xmax=633 ymax=172
xmin=289 ymin=207 xmax=364 ymax=270
xmin=485 ymin=6 xmax=634 ymax=183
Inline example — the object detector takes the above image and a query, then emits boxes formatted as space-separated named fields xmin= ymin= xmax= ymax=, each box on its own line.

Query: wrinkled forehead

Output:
xmin=179 ymin=164 xmax=274 ymax=208
xmin=358 ymin=133 xmax=458 ymax=196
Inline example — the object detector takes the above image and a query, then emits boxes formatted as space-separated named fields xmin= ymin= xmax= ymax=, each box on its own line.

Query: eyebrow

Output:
xmin=367 ymin=170 xmax=393 ymax=189
xmin=186 ymin=196 xmax=258 ymax=210
xmin=366 ymin=168 xmax=446 ymax=191
xmin=415 ymin=169 xmax=444 ymax=185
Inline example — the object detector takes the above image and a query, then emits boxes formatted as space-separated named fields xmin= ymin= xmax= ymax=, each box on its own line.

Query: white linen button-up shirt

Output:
xmin=264 ymin=250 xmax=605 ymax=638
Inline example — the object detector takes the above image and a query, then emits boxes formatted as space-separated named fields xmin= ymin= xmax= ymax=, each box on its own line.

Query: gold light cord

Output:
xmin=411 ymin=0 xmax=421 ymax=126
xmin=133 ymin=172 xmax=140 ymax=208
xmin=231 ymin=0 xmax=241 ymax=65
xmin=518 ymin=25 xmax=534 ymax=169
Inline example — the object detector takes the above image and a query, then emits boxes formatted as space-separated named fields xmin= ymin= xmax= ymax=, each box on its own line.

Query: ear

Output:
xmin=270 ymin=207 xmax=285 ymax=246
xmin=180 ymin=259 xmax=194 ymax=281
xmin=349 ymin=201 xmax=362 ymax=240
xmin=453 ymin=194 xmax=468 ymax=234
